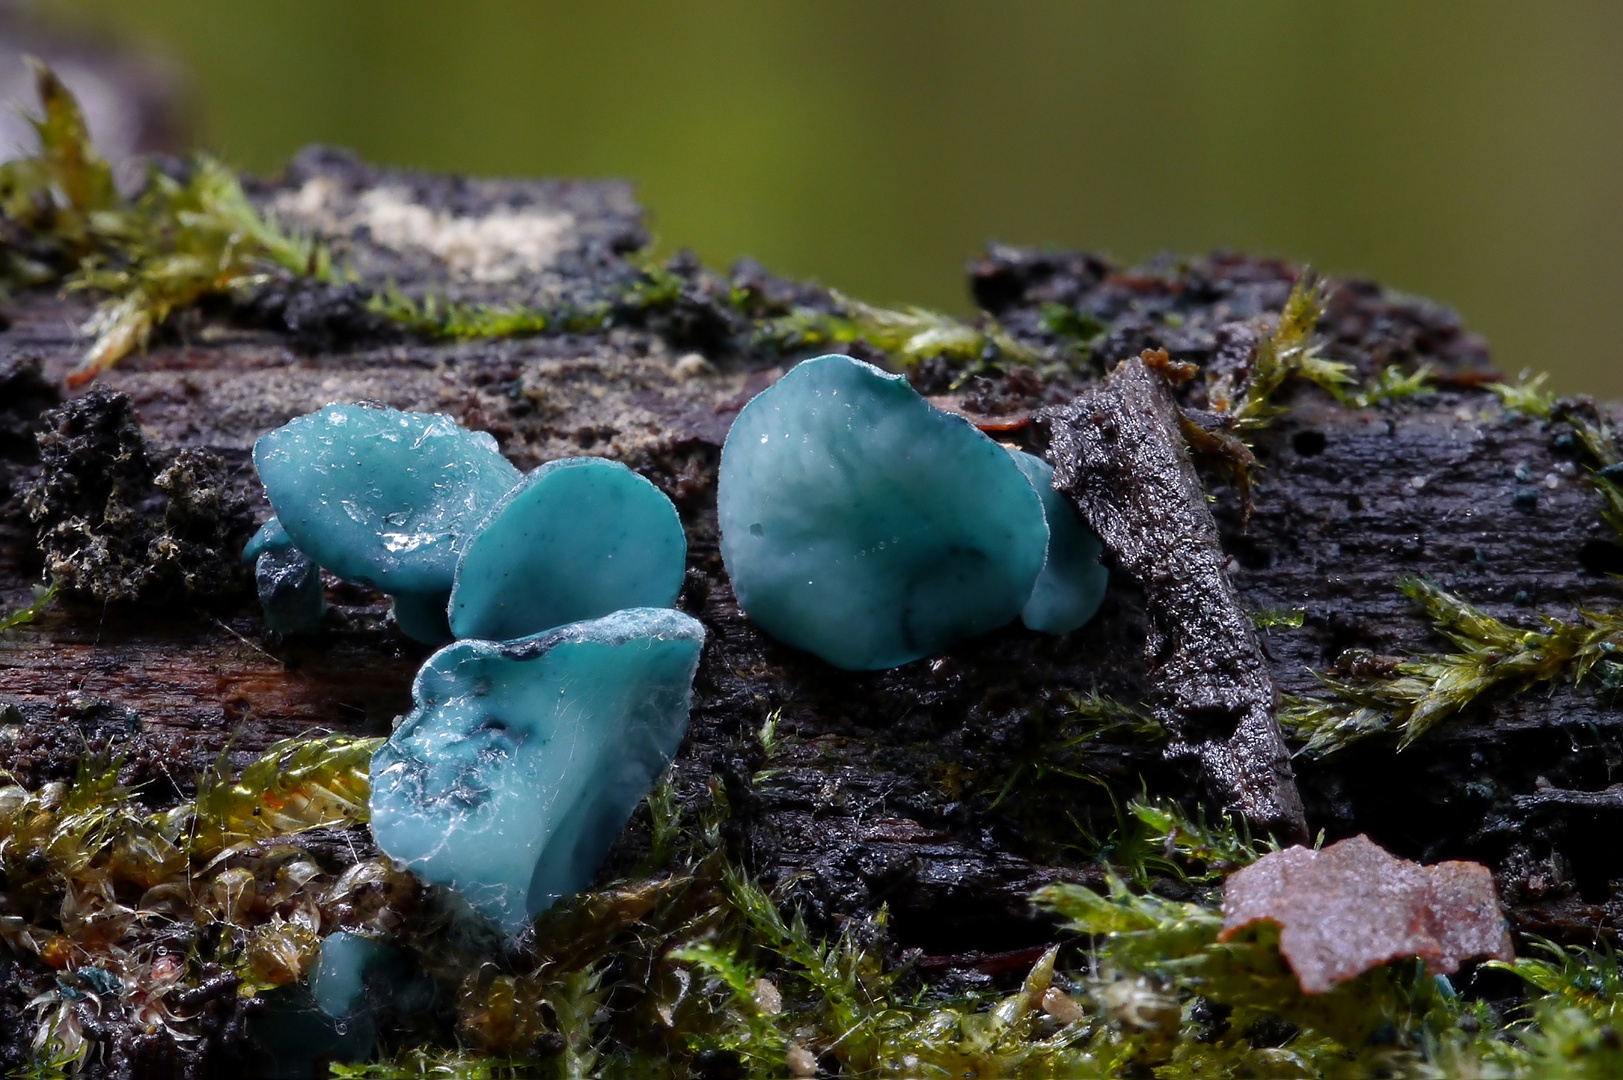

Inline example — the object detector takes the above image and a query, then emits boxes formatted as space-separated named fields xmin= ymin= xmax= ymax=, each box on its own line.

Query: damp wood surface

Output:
xmin=3 ymin=148 xmax=1623 ymax=986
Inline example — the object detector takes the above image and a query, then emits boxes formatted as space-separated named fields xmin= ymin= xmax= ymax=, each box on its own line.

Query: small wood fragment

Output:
xmin=1045 ymin=353 xmax=1307 ymax=840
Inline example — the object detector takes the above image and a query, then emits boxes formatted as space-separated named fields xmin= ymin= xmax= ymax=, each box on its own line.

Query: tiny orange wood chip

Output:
xmin=1220 ymin=834 xmax=1512 ymax=994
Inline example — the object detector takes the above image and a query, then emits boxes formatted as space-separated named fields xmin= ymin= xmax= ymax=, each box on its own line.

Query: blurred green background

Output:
xmin=38 ymin=0 xmax=1623 ymax=395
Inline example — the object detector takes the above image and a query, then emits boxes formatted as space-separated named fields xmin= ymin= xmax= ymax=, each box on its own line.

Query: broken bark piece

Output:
xmin=1220 ymin=834 xmax=1512 ymax=994
xmin=1045 ymin=353 xmax=1306 ymax=840
xmin=23 ymin=391 xmax=253 ymax=603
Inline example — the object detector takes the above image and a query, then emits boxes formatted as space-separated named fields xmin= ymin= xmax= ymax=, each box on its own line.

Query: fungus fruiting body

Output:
xmin=368 ymin=608 xmax=706 ymax=933
xmin=252 ymin=403 xmax=521 ymax=641
xmin=717 ymin=353 xmax=1053 ymax=670
xmin=1008 ymin=450 xmax=1108 ymax=634
xmin=449 ymin=457 xmax=687 ymax=642
xmin=242 ymin=516 xmax=291 ymax=562
xmin=257 ymin=933 xmax=434 ymax=1072
xmin=251 ymin=405 xmax=705 ymax=928
xmin=309 ymin=931 xmax=434 ymax=1019
xmin=309 ymin=932 xmax=395 ymax=1019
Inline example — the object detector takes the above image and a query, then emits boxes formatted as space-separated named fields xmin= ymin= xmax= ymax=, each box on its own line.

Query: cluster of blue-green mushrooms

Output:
xmin=718 ymin=354 xmax=1107 ymax=670
xmin=250 ymin=403 xmax=700 ymax=934
xmin=248 ymin=354 xmax=1106 ymax=934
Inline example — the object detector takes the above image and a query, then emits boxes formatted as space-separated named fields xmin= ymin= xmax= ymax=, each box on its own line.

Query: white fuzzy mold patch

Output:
xmin=275 ymin=176 xmax=576 ymax=283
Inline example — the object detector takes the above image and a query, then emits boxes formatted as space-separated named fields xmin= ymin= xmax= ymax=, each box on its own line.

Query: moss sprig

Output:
xmin=1558 ymin=402 xmax=1623 ymax=542
xmin=0 ymin=583 xmax=55 ymax=632
xmin=1340 ymin=361 xmax=1436 ymax=408
xmin=1226 ymin=273 xmax=1355 ymax=431
xmin=0 ymin=60 xmax=116 ymax=281
xmin=364 ymin=288 xmax=555 ymax=341
xmin=64 ymin=156 xmax=332 ymax=386
xmin=191 ymin=733 xmax=381 ymax=854
xmin=1489 ymin=369 xmax=1558 ymax=421
xmin=6 ymin=730 xmax=1614 ymax=1077
xmin=674 ymin=868 xmax=1108 ymax=1077
xmin=1282 ymin=576 xmax=1623 ymax=755
xmin=752 ymin=289 xmax=1043 ymax=375
xmin=0 ymin=733 xmax=392 ymax=1060
xmin=0 ymin=63 xmax=333 ymax=387
xmin=1251 ymin=606 xmax=1306 ymax=630
xmin=988 ymin=693 xmax=1162 ymax=812
xmin=1486 ymin=941 xmax=1623 ymax=1076
xmin=1488 ymin=370 xmax=1623 ymax=543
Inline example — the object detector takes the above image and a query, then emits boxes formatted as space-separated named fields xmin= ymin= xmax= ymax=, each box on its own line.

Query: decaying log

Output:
xmin=2 ymin=148 xmax=1623 ymax=1007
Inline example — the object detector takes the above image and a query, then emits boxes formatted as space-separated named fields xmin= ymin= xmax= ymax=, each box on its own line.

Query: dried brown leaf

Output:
xmin=1219 ymin=834 xmax=1511 ymax=994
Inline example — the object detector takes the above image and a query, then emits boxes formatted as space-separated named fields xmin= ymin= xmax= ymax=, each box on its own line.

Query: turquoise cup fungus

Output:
xmin=252 ymin=403 xmax=521 ymax=641
xmin=368 ymin=607 xmax=705 ymax=934
xmin=243 ymin=517 xmax=291 ymax=562
xmin=253 ymin=405 xmax=705 ymax=935
xmin=254 ymin=931 xmax=434 ymax=1072
xmin=1007 ymin=450 xmax=1109 ymax=635
xmin=717 ymin=354 xmax=1052 ymax=670
xmin=309 ymin=932 xmax=434 ymax=1020
xmin=449 ymin=457 xmax=687 ymax=642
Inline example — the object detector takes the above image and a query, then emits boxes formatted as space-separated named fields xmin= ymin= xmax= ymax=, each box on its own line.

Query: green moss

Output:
xmin=1227 ymin=273 xmax=1354 ymax=430
xmin=366 ymin=288 xmax=554 ymax=341
xmin=1490 ymin=369 xmax=1558 ymax=421
xmin=1251 ymin=606 xmax=1306 ymax=630
xmin=2 ymin=728 xmax=1615 ymax=1077
xmin=1218 ymin=275 xmax=1441 ymax=435
xmin=0 ymin=583 xmax=55 ymax=632
xmin=65 ymin=155 xmax=331 ymax=386
xmin=1281 ymin=576 xmax=1623 ymax=755
xmin=1038 ymin=301 xmax=1108 ymax=360
xmin=192 ymin=733 xmax=381 ymax=853
xmin=0 ymin=733 xmax=388 ymax=1061
xmin=1488 ymin=371 xmax=1623 ymax=543
xmin=328 ymin=1053 xmax=538 ymax=1080
xmin=1340 ymin=361 xmax=1436 ymax=408
xmin=673 ymin=866 xmax=1124 ymax=1077
xmin=1489 ymin=942 xmax=1623 ymax=1076
xmin=1123 ymin=797 xmax=1276 ymax=885
xmin=1033 ymin=875 xmax=1520 ymax=1077
xmin=0 ymin=63 xmax=331 ymax=387
xmin=1 ymin=64 xmax=1045 ymax=391
xmin=1559 ymin=403 xmax=1623 ymax=542
xmin=0 ymin=61 xmax=116 ymax=282
xmin=990 ymin=693 xmax=1162 ymax=810
xmin=752 ymin=290 xmax=1043 ymax=378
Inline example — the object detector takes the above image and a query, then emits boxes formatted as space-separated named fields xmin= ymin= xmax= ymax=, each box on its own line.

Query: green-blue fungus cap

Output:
xmin=309 ymin=932 xmax=395 ymax=1019
xmin=369 ymin=607 xmax=705 ymax=934
xmin=449 ymin=457 xmax=686 ymax=642
xmin=309 ymin=932 xmax=434 ymax=1020
xmin=252 ymin=403 xmax=521 ymax=597
xmin=717 ymin=354 xmax=1048 ymax=670
xmin=1008 ymin=450 xmax=1108 ymax=635
xmin=242 ymin=517 xmax=291 ymax=564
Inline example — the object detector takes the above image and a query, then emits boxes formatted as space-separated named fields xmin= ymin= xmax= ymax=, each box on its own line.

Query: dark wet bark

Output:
xmin=1045 ymin=355 xmax=1306 ymax=840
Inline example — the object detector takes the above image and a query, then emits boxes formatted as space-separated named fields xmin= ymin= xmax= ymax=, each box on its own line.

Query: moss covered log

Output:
xmin=5 ymin=67 xmax=1623 ymax=1076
